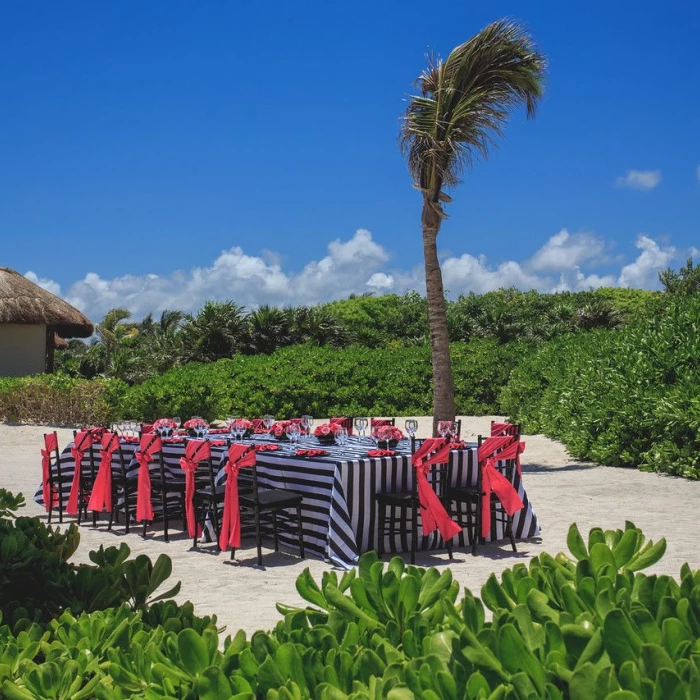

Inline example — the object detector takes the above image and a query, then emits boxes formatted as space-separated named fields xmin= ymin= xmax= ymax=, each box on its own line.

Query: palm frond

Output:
xmin=400 ymin=18 xmax=546 ymax=198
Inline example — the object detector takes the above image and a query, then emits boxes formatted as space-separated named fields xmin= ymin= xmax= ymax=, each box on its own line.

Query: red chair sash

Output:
xmin=135 ymin=434 xmax=162 ymax=523
xmin=479 ymin=439 xmax=526 ymax=538
xmin=477 ymin=436 xmax=515 ymax=462
xmin=41 ymin=433 xmax=59 ymax=512
xmin=219 ymin=444 xmax=257 ymax=551
xmin=330 ymin=417 xmax=354 ymax=435
xmin=491 ymin=422 xmax=517 ymax=437
xmin=371 ymin=418 xmax=393 ymax=428
xmin=141 ymin=423 xmax=155 ymax=434
xmin=411 ymin=438 xmax=461 ymax=541
xmin=66 ymin=431 xmax=94 ymax=516
xmin=251 ymin=418 xmax=264 ymax=431
xmin=87 ymin=432 xmax=120 ymax=514
xmin=180 ymin=440 xmax=211 ymax=538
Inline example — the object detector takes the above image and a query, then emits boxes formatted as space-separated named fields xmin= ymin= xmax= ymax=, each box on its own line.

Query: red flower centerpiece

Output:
xmin=314 ymin=422 xmax=342 ymax=446
xmin=229 ymin=418 xmax=254 ymax=437
xmin=183 ymin=417 xmax=209 ymax=436
xmin=270 ymin=420 xmax=294 ymax=440
xmin=373 ymin=425 xmax=404 ymax=449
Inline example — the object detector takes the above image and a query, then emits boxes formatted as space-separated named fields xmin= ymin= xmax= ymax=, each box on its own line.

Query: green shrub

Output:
xmin=0 ymin=374 xmax=127 ymax=426
xmin=501 ymin=297 xmax=700 ymax=478
xmin=2 ymin=515 xmax=699 ymax=699
xmin=120 ymin=340 xmax=528 ymax=421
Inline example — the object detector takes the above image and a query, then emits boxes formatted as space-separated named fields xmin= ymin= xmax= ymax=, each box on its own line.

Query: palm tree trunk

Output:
xmin=422 ymin=201 xmax=456 ymax=436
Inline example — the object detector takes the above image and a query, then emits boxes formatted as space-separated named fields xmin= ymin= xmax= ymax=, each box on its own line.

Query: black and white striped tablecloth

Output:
xmin=35 ymin=435 xmax=540 ymax=568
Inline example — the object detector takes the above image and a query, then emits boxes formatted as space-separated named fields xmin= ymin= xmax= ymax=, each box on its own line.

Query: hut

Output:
xmin=0 ymin=267 xmax=93 ymax=376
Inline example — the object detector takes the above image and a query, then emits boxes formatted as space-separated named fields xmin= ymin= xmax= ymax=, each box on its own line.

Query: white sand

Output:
xmin=3 ymin=418 xmax=699 ymax=638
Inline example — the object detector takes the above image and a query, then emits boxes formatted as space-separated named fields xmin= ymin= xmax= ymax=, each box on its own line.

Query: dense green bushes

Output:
xmin=501 ymin=297 xmax=700 ymax=479
xmin=3 ymin=484 xmax=699 ymax=698
xmin=0 ymin=375 xmax=126 ymax=426
xmin=120 ymin=340 xmax=529 ymax=421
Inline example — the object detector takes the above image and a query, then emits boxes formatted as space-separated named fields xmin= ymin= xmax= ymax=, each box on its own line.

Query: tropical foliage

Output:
xmin=2 ymin=488 xmax=699 ymax=698
xmin=501 ymin=295 xmax=700 ymax=479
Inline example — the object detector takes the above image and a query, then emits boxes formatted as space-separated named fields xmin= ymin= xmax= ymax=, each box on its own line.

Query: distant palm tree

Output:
xmin=181 ymin=301 xmax=248 ymax=362
xmin=247 ymin=305 xmax=293 ymax=354
xmin=400 ymin=19 xmax=545 ymax=431
xmin=96 ymin=308 xmax=137 ymax=374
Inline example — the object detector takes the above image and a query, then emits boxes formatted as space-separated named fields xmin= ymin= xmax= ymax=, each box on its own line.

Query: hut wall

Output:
xmin=0 ymin=324 xmax=47 ymax=376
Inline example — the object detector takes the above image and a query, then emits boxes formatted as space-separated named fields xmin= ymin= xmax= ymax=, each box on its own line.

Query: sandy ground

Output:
xmin=3 ymin=418 xmax=699 ymax=639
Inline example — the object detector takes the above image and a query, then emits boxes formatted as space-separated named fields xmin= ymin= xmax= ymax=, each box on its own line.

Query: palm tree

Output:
xmin=400 ymin=19 xmax=545 ymax=432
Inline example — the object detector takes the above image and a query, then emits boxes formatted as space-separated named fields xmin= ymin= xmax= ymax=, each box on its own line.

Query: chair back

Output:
xmin=412 ymin=437 xmax=450 ymax=499
xmin=371 ymin=418 xmax=396 ymax=428
xmin=490 ymin=421 xmax=521 ymax=438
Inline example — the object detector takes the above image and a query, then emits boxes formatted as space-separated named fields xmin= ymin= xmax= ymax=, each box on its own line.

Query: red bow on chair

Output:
xmin=477 ymin=437 xmax=525 ymax=538
xmin=219 ymin=444 xmax=257 ymax=551
xmin=87 ymin=432 xmax=120 ymax=514
xmin=66 ymin=431 xmax=94 ymax=516
xmin=411 ymin=438 xmax=462 ymax=541
xmin=135 ymin=434 xmax=163 ymax=523
xmin=41 ymin=433 xmax=59 ymax=512
xmin=180 ymin=440 xmax=211 ymax=538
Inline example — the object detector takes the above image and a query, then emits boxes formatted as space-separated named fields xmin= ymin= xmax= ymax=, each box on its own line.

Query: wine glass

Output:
xmin=233 ymin=419 xmax=246 ymax=441
xmin=437 ymin=421 xmax=453 ymax=439
xmin=405 ymin=419 xmax=418 ymax=439
xmin=286 ymin=423 xmax=301 ymax=449
xmin=336 ymin=426 xmax=348 ymax=447
xmin=354 ymin=417 xmax=368 ymax=437
xmin=301 ymin=415 xmax=313 ymax=436
xmin=263 ymin=415 xmax=275 ymax=437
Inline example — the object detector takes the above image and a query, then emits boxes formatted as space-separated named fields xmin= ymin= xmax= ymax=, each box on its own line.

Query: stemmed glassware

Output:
xmin=404 ymin=419 xmax=418 ymax=440
xmin=335 ymin=426 xmax=348 ymax=447
xmin=301 ymin=415 xmax=314 ymax=436
xmin=263 ymin=415 xmax=275 ymax=438
xmin=173 ymin=417 xmax=181 ymax=436
xmin=438 ymin=421 xmax=454 ymax=440
xmin=232 ymin=419 xmax=247 ymax=441
xmin=354 ymin=417 xmax=368 ymax=438
xmin=286 ymin=423 xmax=301 ymax=450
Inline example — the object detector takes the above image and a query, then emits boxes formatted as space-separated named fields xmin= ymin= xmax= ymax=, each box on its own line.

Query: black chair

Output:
xmin=71 ymin=430 xmax=99 ymax=526
xmin=444 ymin=435 xmax=519 ymax=556
xmin=228 ymin=445 xmax=305 ymax=566
xmin=375 ymin=437 xmax=452 ymax=565
xmin=191 ymin=448 xmax=224 ymax=550
xmin=490 ymin=420 xmax=521 ymax=437
xmin=42 ymin=431 xmax=70 ymax=524
xmin=108 ymin=438 xmax=138 ymax=534
xmin=140 ymin=436 xmax=186 ymax=543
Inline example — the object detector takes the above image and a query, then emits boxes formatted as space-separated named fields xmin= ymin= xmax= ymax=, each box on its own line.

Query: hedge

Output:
xmin=500 ymin=296 xmax=700 ymax=479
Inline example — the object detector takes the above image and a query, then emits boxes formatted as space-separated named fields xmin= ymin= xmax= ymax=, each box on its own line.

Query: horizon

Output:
xmin=2 ymin=1 xmax=698 ymax=322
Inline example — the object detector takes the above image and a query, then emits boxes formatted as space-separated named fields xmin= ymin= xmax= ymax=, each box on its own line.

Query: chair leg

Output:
xmin=143 ymin=518 xmax=148 ymax=538
xmin=272 ymin=512 xmax=279 ymax=552
xmin=507 ymin=515 xmax=517 ymax=552
xmin=254 ymin=507 xmax=263 ymax=567
xmin=377 ymin=502 xmax=386 ymax=559
xmin=192 ymin=494 xmax=198 ymax=548
xmin=296 ymin=505 xmax=305 ymax=559
xmin=162 ymin=489 xmax=169 ymax=543
xmin=211 ymin=499 xmax=221 ymax=550
xmin=410 ymin=505 xmax=416 ymax=566
xmin=472 ymin=501 xmax=480 ymax=556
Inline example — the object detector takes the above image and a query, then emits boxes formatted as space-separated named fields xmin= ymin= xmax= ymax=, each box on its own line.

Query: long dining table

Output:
xmin=36 ymin=433 xmax=540 ymax=568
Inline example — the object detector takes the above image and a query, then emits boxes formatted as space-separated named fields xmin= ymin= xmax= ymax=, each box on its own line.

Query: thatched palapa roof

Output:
xmin=0 ymin=267 xmax=94 ymax=338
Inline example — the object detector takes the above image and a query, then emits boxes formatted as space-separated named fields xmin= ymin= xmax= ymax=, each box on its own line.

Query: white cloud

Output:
xmin=615 ymin=169 xmax=662 ymax=191
xmin=528 ymin=229 xmax=608 ymax=271
xmin=617 ymin=235 xmax=675 ymax=288
xmin=24 ymin=271 xmax=62 ymax=297
xmin=27 ymin=228 xmax=688 ymax=322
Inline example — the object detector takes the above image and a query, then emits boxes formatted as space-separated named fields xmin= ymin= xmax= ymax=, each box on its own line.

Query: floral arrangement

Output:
xmin=184 ymin=418 xmax=208 ymax=429
xmin=229 ymin=418 xmax=253 ymax=435
xmin=153 ymin=418 xmax=178 ymax=431
xmin=314 ymin=423 xmax=343 ymax=438
xmin=372 ymin=425 xmax=404 ymax=443
xmin=314 ymin=422 xmax=343 ymax=445
xmin=270 ymin=420 xmax=296 ymax=439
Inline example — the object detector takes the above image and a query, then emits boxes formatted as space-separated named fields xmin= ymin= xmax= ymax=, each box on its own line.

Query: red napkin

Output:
xmin=254 ymin=443 xmax=279 ymax=452
xmin=450 ymin=441 xmax=469 ymax=450
xmin=367 ymin=449 xmax=396 ymax=457
xmin=295 ymin=449 xmax=329 ymax=457
xmin=163 ymin=437 xmax=185 ymax=443
xmin=254 ymin=427 xmax=269 ymax=434
xmin=121 ymin=436 xmax=139 ymax=443
xmin=208 ymin=428 xmax=228 ymax=434
xmin=210 ymin=439 xmax=226 ymax=446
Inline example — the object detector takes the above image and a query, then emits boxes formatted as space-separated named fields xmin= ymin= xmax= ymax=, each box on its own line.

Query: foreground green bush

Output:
xmin=501 ymin=296 xmax=700 ymax=479
xmin=0 ymin=374 xmax=127 ymax=426
xmin=2 ymin=487 xmax=699 ymax=698
xmin=120 ymin=340 xmax=529 ymax=421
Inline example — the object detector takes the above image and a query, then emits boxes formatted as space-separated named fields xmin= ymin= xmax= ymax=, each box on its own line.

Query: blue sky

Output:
xmin=1 ymin=0 xmax=698 ymax=320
